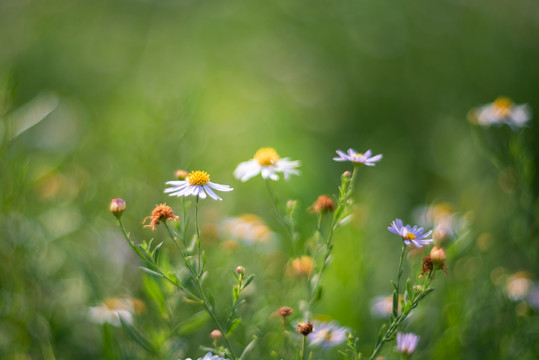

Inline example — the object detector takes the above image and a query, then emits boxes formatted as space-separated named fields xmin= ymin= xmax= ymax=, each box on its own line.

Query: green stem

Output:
xmin=369 ymin=272 xmax=434 ymax=360
xmin=164 ymin=222 xmax=236 ymax=359
xmin=264 ymin=178 xmax=296 ymax=253
xmin=308 ymin=166 xmax=359 ymax=310
xmin=394 ymin=245 xmax=406 ymax=318
xmin=301 ymin=335 xmax=307 ymax=360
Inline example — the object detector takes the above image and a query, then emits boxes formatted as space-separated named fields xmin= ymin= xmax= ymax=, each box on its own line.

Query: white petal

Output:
xmin=203 ymin=185 xmax=222 ymax=200
xmin=198 ymin=187 xmax=207 ymax=199
xmin=208 ymin=182 xmax=233 ymax=191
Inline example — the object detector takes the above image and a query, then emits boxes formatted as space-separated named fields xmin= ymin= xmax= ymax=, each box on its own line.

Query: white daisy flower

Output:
xmin=165 ymin=170 xmax=233 ymax=201
xmin=470 ymin=97 xmax=531 ymax=129
xmin=233 ymin=147 xmax=300 ymax=182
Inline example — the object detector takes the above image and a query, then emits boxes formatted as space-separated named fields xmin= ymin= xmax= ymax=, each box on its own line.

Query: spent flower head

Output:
xmin=308 ymin=321 xmax=348 ymax=349
xmin=309 ymin=195 xmax=335 ymax=214
xmin=165 ymin=170 xmax=233 ymax=200
xmin=333 ymin=148 xmax=382 ymax=166
xmin=278 ymin=306 xmax=293 ymax=317
xmin=396 ymin=332 xmax=420 ymax=356
xmin=297 ymin=321 xmax=314 ymax=336
xmin=234 ymin=147 xmax=300 ymax=182
xmin=110 ymin=198 xmax=126 ymax=218
xmin=469 ymin=97 xmax=531 ymax=129
xmin=142 ymin=203 xmax=179 ymax=231
xmin=388 ymin=219 xmax=433 ymax=248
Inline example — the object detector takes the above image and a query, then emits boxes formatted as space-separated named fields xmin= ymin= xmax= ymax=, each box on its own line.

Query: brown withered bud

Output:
xmin=278 ymin=306 xmax=293 ymax=317
xmin=309 ymin=195 xmax=335 ymax=214
xmin=297 ymin=321 xmax=314 ymax=336
xmin=175 ymin=169 xmax=189 ymax=180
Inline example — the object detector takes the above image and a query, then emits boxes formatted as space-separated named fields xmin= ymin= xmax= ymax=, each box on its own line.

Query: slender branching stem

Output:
xmin=163 ymin=222 xmax=237 ymax=359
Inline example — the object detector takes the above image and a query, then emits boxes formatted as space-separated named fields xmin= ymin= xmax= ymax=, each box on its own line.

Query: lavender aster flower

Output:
xmin=396 ymin=332 xmax=420 ymax=355
xmin=333 ymin=148 xmax=382 ymax=166
xmin=185 ymin=352 xmax=227 ymax=360
xmin=165 ymin=170 xmax=233 ymax=201
xmin=307 ymin=321 xmax=348 ymax=349
xmin=388 ymin=219 xmax=433 ymax=248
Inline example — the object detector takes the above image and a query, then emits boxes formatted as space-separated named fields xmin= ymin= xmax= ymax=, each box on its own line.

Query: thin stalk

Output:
xmin=369 ymin=271 xmax=434 ymax=360
xmin=164 ymin=222 xmax=237 ymax=359
xmin=393 ymin=245 xmax=406 ymax=318
xmin=301 ymin=335 xmax=307 ymax=360
xmin=117 ymin=219 xmax=199 ymax=299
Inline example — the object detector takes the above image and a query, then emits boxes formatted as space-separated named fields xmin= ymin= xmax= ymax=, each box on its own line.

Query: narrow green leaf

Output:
xmin=239 ymin=336 xmax=258 ymax=360
xmin=176 ymin=311 xmax=211 ymax=335
xmin=207 ymin=289 xmax=216 ymax=311
xmin=376 ymin=323 xmax=387 ymax=344
xmin=139 ymin=267 xmax=163 ymax=279
xmin=392 ymin=289 xmax=398 ymax=318
xmin=242 ymin=274 xmax=255 ymax=289
xmin=120 ymin=318 xmax=157 ymax=354
xmin=406 ymin=279 xmax=414 ymax=300
xmin=144 ymin=275 xmax=166 ymax=314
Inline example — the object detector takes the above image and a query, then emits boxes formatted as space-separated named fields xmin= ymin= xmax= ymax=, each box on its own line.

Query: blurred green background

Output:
xmin=1 ymin=0 xmax=538 ymax=359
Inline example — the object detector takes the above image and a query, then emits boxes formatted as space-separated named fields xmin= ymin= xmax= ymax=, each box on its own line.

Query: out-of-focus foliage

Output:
xmin=1 ymin=0 xmax=538 ymax=359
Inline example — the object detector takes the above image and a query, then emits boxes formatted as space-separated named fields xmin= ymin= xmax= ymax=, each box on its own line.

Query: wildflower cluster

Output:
xmin=109 ymin=145 xmax=454 ymax=360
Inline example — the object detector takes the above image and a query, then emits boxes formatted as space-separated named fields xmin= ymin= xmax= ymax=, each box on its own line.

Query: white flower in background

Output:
xmin=219 ymin=214 xmax=275 ymax=245
xmin=234 ymin=147 xmax=300 ymax=182
xmin=470 ymin=97 xmax=531 ymax=129
xmin=165 ymin=170 xmax=233 ymax=200
xmin=88 ymin=298 xmax=143 ymax=327
xmin=370 ymin=294 xmax=402 ymax=318
xmin=307 ymin=321 xmax=348 ymax=348
xmin=414 ymin=203 xmax=467 ymax=244
xmin=505 ymin=271 xmax=533 ymax=301
xmin=396 ymin=332 xmax=420 ymax=355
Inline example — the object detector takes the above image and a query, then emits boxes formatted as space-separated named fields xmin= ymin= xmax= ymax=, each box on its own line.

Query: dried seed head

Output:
xmin=310 ymin=195 xmax=335 ymax=214
xmin=297 ymin=321 xmax=314 ymax=336
xmin=142 ymin=203 xmax=179 ymax=231
xmin=278 ymin=306 xmax=293 ymax=317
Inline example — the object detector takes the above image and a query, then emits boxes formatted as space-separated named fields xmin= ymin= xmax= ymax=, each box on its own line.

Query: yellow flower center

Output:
xmin=187 ymin=170 xmax=210 ymax=186
xmin=493 ymin=97 xmax=513 ymax=116
xmin=254 ymin=147 xmax=280 ymax=166
xmin=403 ymin=232 xmax=416 ymax=240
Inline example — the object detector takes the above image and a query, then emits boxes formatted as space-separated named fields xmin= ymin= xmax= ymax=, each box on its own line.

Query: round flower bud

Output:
xmin=278 ymin=306 xmax=293 ymax=317
xmin=175 ymin=169 xmax=189 ymax=180
xmin=210 ymin=329 xmax=222 ymax=340
xmin=236 ymin=266 xmax=245 ymax=275
xmin=430 ymin=246 xmax=446 ymax=265
xmin=297 ymin=321 xmax=314 ymax=336
xmin=110 ymin=198 xmax=126 ymax=218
